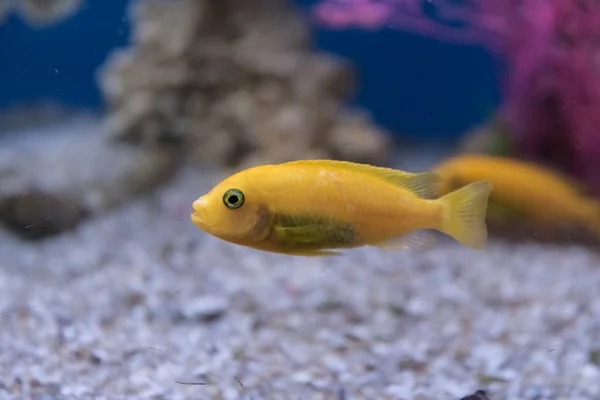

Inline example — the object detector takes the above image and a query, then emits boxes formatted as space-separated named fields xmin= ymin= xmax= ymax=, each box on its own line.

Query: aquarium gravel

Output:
xmin=1 ymin=163 xmax=600 ymax=400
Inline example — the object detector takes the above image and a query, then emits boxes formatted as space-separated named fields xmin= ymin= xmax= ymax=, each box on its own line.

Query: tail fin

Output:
xmin=439 ymin=180 xmax=493 ymax=249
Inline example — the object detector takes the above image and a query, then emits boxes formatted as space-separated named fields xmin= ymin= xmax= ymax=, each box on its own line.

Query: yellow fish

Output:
xmin=191 ymin=160 xmax=493 ymax=256
xmin=432 ymin=154 xmax=600 ymax=237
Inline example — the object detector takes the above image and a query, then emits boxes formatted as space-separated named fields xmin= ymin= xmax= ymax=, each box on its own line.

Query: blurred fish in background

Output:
xmin=432 ymin=154 xmax=600 ymax=245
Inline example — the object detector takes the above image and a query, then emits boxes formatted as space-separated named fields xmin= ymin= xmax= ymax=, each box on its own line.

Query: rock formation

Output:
xmin=98 ymin=0 xmax=392 ymax=169
xmin=0 ymin=0 xmax=83 ymax=26
xmin=0 ymin=116 xmax=179 ymax=240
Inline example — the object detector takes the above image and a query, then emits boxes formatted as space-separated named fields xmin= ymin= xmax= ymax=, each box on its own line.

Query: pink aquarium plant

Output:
xmin=310 ymin=0 xmax=600 ymax=197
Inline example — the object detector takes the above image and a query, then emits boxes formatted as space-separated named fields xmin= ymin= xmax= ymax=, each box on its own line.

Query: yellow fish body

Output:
xmin=191 ymin=160 xmax=492 ymax=256
xmin=432 ymin=154 xmax=600 ymax=236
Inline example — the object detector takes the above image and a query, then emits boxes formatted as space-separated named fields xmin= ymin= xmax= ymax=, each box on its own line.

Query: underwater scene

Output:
xmin=2 ymin=0 xmax=600 ymax=399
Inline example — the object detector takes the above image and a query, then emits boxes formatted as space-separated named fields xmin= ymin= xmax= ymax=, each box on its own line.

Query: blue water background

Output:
xmin=0 ymin=0 xmax=502 ymax=141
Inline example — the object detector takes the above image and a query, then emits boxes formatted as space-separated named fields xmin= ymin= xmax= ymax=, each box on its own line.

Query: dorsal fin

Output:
xmin=280 ymin=159 xmax=440 ymax=199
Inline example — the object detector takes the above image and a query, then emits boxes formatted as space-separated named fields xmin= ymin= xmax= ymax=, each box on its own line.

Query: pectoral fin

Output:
xmin=251 ymin=205 xmax=272 ymax=240
xmin=270 ymin=213 xmax=358 ymax=251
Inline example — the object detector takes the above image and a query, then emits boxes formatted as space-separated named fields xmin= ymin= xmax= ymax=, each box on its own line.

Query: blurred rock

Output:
xmin=458 ymin=390 xmax=490 ymax=400
xmin=0 ymin=116 xmax=179 ymax=240
xmin=457 ymin=115 xmax=514 ymax=156
xmin=236 ymin=149 xmax=331 ymax=171
xmin=328 ymin=110 xmax=392 ymax=166
xmin=0 ymin=0 xmax=9 ymax=24
xmin=9 ymin=0 xmax=83 ymax=27
xmin=129 ymin=0 xmax=207 ymax=59
xmin=292 ymin=54 xmax=355 ymax=102
xmin=98 ymin=0 xmax=392 ymax=168
xmin=0 ymin=192 xmax=87 ymax=241
xmin=0 ymin=101 xmax=78 ymax=133
xmin=457 ymin=125 xmax=497 ymax=154
xmin=179 ymin=295 xmax=229 ymax=322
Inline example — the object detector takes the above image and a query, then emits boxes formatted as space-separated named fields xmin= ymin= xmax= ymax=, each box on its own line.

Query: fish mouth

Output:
xmin=191 ymin=196 xmax=212 ymax=227
xmin=190 ymin=209 xmax=204 ymax=225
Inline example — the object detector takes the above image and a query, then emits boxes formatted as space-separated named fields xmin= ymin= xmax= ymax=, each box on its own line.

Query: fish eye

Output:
xmin=223 ymin=188 xmax=245 ymax=209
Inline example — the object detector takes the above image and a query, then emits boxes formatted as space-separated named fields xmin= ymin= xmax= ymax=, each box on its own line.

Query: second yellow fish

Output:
xmin=191 ymin=160 xmax=493 ymax=256
xmin=432 ymin=154 xmax=600 ymax=238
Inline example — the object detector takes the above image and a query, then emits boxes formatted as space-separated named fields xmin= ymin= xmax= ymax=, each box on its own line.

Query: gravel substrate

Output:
xmin=2 ymin=160 xmax=600 ymax=400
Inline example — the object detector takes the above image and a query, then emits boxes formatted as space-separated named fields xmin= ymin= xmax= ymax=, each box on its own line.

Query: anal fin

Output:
xmin=372 ymin=230 xmax=437 ymax=251
xmin=285 ymin=249 xmax=343 ymax=257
